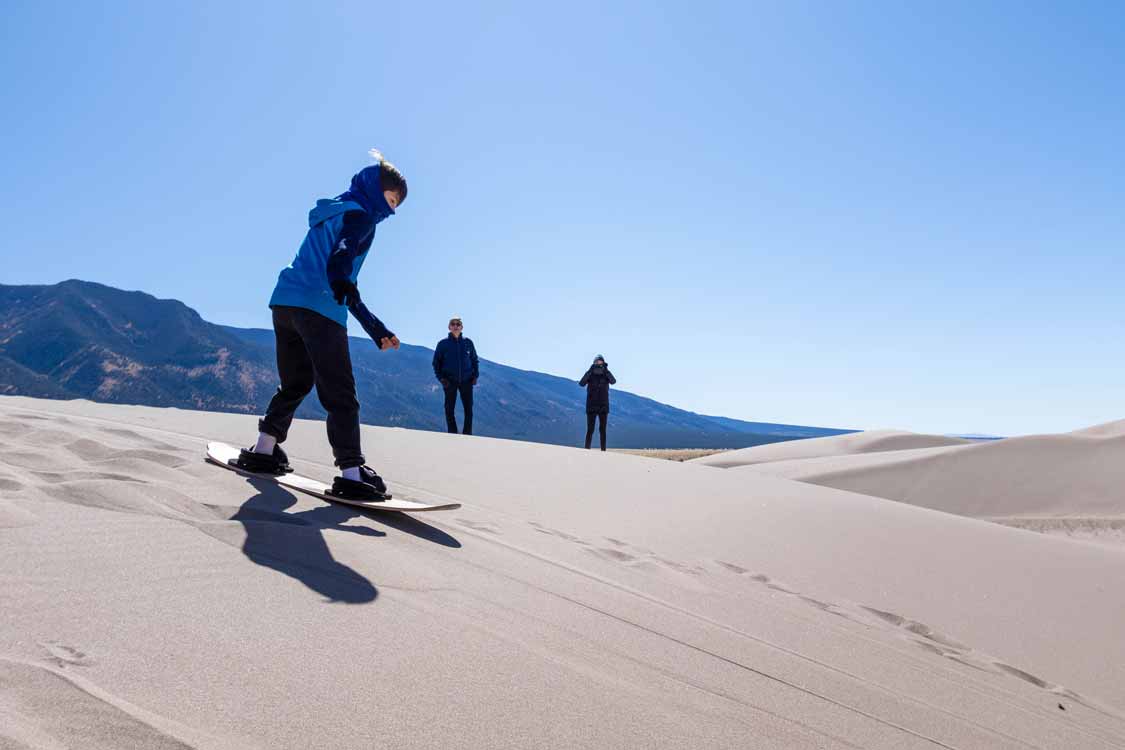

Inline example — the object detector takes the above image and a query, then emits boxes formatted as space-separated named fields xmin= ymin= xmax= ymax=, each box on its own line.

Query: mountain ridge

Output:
xmin=0 ymin=279 xmax=853 ymax=447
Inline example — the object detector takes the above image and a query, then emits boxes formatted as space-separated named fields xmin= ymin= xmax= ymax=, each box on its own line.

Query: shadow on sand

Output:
xmin=230 ymin=477 xmax=460 ymax=603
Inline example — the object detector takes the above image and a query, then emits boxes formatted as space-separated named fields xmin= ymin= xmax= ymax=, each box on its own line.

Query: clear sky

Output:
xmin=2 ymin=1 xmax=1122 ymax=436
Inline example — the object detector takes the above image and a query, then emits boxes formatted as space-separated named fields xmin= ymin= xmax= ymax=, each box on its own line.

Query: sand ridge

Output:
xmin=734 ymin=425 xmax=1125 ymax=546
xmin=691 ymin=429 xmax=973 ymax=468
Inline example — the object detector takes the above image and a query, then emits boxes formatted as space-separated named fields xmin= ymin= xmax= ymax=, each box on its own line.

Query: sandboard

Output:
xmin=205 ymin=441 xmax=460 ymax=512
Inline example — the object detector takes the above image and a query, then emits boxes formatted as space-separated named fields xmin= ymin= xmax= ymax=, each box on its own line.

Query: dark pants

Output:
xmin=585 ymin=412 xmax=607 ymax=451
xmin=258 ymin=306 xmax=364 ymax=469
xmin=443 ymin=381 xmax=474 ymax=434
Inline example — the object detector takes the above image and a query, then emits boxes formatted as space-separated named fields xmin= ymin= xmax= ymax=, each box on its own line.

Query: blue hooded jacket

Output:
xmin=269 ymin=165 xmax=395 ymax=327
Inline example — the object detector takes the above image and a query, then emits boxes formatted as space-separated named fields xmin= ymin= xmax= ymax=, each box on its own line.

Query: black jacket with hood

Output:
xmin=579 ymin=362 xmax=616 ymax=414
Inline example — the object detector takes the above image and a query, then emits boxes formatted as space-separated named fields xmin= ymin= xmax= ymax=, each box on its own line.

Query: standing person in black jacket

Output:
xmin=579 ymin=355 xmax=616 ymax=451
xmin=432 ymin=316 xmax=479 ymax=434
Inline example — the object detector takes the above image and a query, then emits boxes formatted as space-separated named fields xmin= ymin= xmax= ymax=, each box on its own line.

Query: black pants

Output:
xmin=585 ymin=412 xmax=607 ymax=451
xmin=443 ymin=381 xmax=473 ymax=435
xmin=259 ymin=306 xmax=364 ymax=469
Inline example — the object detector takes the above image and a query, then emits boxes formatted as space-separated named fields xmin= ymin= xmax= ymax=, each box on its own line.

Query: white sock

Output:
xmin=342 ymin=467 xmax=361 ymax=482
xmin=253 ymin=433 xmax=277 ymax=455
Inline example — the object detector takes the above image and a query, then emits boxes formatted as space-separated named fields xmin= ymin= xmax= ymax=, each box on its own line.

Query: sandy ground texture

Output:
xmin=1 ymin=395 xmax=1124 ymax=749
xmin=730 ymin=421 xmax=1125 ymax=548
xmin=690 ymin=429 xmax=973 ymax=468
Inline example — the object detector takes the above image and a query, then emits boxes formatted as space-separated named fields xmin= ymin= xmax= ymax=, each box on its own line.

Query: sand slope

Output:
xmin=691 ymin=429 xmax=973 ymax=468
xmin=2 ymin=395 xmax=1124 ymax=749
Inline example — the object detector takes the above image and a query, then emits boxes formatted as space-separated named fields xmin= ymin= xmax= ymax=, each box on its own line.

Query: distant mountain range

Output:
xmin=0 ymin=280 xmax=854 ymax=448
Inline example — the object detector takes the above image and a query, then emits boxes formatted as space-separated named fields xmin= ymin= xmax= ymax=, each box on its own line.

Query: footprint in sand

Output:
xmin=528 ymin=521 xmax=590 ymax=545
xmin=590 ymin=547 xmax=637 ymax=563
xmin=590 ymin=537 xmax=702 ymax=575
xmin=715 ymin=560 xmax=749 ymax=574
xmin=706 ymin=567 xmax=1105 ymax=713
xmin=652 ymin=556 xmax=705 ymax=575
xmin=859 ymin=605 xmax=911 ymax=628
xmin=741 ymin=572 xmax=799 ymax=595
xmin=993 ymin=662 xmax=1055 ymax=689
xmin=457 ymin=518 xmax=501 ymax=534
xmin=859 ymin=606 xmax=971 ymax=651
xmin=526 ymin=522 xmax=702 ymax=575
xmin=590 ymin=546 xmax=698 ymax=574
xmin=40 ymin=642 xmax=94 ymax=668
xmin=855 ymin=604 xmax=1096 ymax=700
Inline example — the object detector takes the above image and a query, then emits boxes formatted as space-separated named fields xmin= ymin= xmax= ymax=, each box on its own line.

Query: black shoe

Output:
xmin=234 ymin=445 xmax=292 ymax=475
xmin=356 ymin=465 xmax=387 ymax=494
xmin=273 ymin=445 xmax=291 ymax=471
xmin=329 ymin=476 xmax=387 ymax=502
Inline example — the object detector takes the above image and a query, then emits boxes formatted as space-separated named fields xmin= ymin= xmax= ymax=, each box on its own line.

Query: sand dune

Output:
xmin=691 ymin=429 xmax=972 ymax=468
xmin=737 ymin=426 xmax=1125 ymax=547
xmin=1071 ymin=418 xmax=1125 ymax=438
xmin=2 ymin=395 xmax=1124 ymax=749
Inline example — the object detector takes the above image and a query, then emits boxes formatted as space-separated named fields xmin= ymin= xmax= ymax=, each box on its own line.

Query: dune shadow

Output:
xmin=231 ymin=478 xmax=381 ymax=603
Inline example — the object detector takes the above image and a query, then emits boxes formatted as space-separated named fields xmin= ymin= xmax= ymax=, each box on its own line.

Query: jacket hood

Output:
xmin=307 ymin=199 xmax=364 ymax=228
xmin=337 ymin=163 xmax=396 ymax=223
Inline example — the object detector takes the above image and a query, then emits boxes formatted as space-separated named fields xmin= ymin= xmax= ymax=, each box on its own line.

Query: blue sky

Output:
xmin=2 ymin=1 xmax=1123 ymax=436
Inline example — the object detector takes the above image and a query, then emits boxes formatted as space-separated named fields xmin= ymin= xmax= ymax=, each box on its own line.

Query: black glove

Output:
xmin=330 ymin=279 xmax=361 ymax=307
xmin=440 ymin=378 xmax=451 ymax=388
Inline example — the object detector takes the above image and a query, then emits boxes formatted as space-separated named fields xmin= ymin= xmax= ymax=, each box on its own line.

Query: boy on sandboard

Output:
xmin=235 ymin=150 xmax=407 ymax=502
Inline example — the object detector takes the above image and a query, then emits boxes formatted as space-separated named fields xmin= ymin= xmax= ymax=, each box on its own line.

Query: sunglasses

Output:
xmin=450 ymin=322 xmax=463 ymax=327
